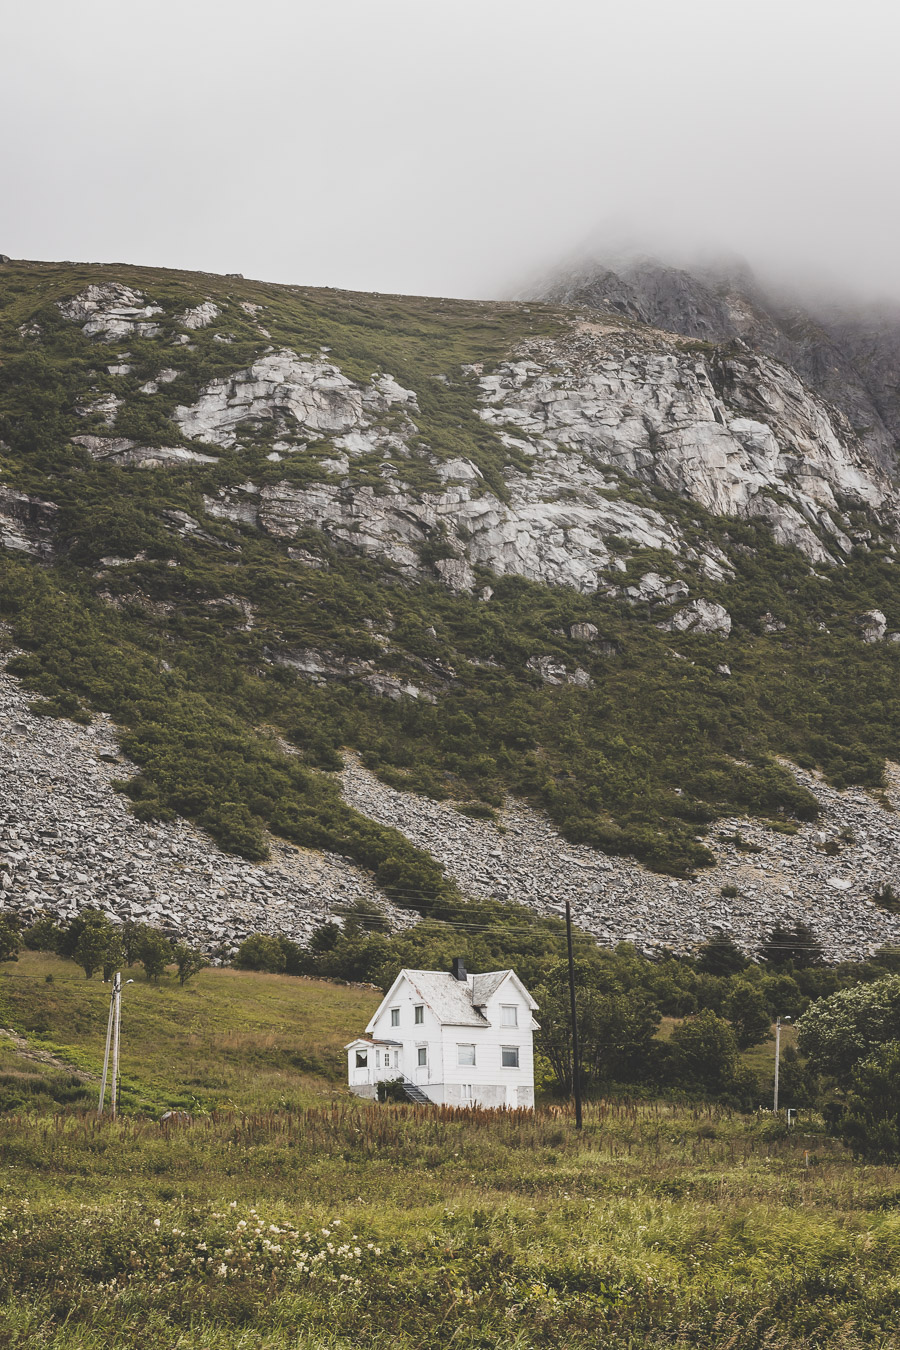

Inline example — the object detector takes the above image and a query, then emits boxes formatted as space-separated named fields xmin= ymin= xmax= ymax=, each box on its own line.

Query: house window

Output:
xmin=500 ymin=1005 xmax=518 ymax=1027
xmin=390 ymin=1007 xmax=400 ymax=1026
xmin=417 ymin=1047 xmax=427 ymax=1066
xmin=501 ymin=1046 xmax=519 ymax=1068
xmin=355 ymin=1050 xmax=368 ymax=1068
xmin=461 ymin=1084 xmax=473 ymax=1101
xmin=414 ymin=1005 xmax=424 ymax=1025
xmin=393 ymin=1051 xmax=400 ymax=1067
xmin=375 ymin=1051 xmax=380 ymax=1067
xmin=457 ymin=1044 xmax=476 ymax=1066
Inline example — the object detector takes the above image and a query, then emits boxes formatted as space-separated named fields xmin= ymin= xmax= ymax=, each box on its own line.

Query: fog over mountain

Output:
xmin=2 ymin=1 xmax=899 ymax=304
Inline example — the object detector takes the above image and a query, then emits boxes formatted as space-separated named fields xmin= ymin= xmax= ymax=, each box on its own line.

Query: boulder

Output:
xmin=568 ymin=622 xmax=598 ymax=641
xmin=659 ymin=599 xmax=732 ymax=637
xmin=860 ymin=610 xmax=888 ymax=643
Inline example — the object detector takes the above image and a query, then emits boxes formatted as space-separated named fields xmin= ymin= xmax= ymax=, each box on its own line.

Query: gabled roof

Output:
xmin=473 ymin=969 xmax=539 ymax=1011
xmin=366 ymin=967 xmax=538 ymax=1034
xmin=471 ymin=971 xmax=509 ymax=1005
xmin=403 ymin=970 xmax=489 ymax=1027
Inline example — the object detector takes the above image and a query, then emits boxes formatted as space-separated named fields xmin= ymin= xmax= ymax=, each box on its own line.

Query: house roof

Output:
xmin=403 ymin=970 xmax=489 ymax=1027
xmin=365 ymin=968 xmax=538 ymax=1033
xmin=471 ymin=971 xmax=509 ymax=1005
xmin=345 ymin=1037 xmax=402 ymax=1050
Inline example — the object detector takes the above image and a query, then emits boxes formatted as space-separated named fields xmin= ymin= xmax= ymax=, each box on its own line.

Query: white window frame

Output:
xmin=501 ymin=1046 xmax=519 ymax=1068
xmin=355 ymin=1049 xmax=368 ymax=1068
xmin=414 ymin=1005 xmax=424 ymax=1025
xmin=500 ymin=1004 xmax=518 ymax=1028
xmin=417 ymin=1046 xmax=427 ymax=1067
xmin=457 ymin=1043 xmax=476 ymax=1066
xmin=390 ymin=1007 xmax=400 ymax=1027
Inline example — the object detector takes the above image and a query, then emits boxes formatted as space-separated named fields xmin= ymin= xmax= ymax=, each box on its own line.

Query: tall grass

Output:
xmin=2 ymin=1101 xmax=899 ymax=1348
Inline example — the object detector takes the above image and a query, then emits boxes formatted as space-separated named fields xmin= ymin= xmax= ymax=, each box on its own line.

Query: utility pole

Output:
xmin=98 ymin=972 xmax=122 ymax=1118
xmin=565 ymin=900 xmax=583 ymax=1130
xmin=111 ymin=972 xmax=121 ymax=1119
xmin=773 ymin=1014 xmax=791 ymax=1114
xmin=97 ymin=977 xmax=115 ymax=1117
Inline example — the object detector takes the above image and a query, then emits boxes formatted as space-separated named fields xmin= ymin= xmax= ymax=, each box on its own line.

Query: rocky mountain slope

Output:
xmin=535 ymin=254 xmax=900 ymax=477
xmin=3 ymin=258 xmax=900 ymax=958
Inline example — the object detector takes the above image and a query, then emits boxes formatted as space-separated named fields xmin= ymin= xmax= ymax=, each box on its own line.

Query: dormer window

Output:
xmin=500 ymin=1005 xmax=518 ymax=1027
xmin=414 ymin=1005 xmax=424 ymax=1025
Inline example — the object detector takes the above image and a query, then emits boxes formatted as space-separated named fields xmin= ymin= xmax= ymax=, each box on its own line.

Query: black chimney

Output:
xmin=452 ymin=957 xmax=467 ymax=982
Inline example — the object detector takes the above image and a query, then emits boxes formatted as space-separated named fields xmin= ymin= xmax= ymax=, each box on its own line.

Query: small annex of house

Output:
xmin=346 ymin=959 xmax=539 ymax=1108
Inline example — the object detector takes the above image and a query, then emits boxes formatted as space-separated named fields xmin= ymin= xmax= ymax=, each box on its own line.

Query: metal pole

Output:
xmin=773 ymin=1016 xmax=781 ymax=1114
xmin=97 ymin=983 xmax=115 ymax=1116
xmin=110 ymin=973 xmax=121 ymax=1120
xmin=565 ymin=900 xmax=583 ymax=1130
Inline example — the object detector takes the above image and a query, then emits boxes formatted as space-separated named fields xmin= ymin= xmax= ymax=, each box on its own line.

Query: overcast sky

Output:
xmin=3 ymin=0 xmax=900 ymax=302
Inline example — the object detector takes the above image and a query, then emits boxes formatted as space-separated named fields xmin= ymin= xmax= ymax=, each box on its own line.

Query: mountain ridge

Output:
xmin=3 ymin=257 xmax=900 ymax=956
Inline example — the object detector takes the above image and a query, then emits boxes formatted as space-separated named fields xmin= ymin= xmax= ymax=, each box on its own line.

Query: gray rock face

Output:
xmin=526 ymin=655 xmax=593 ymax=687
xmin=71 ymin=436 xmax=218 ymax=468
xmin=660 ymin=599 xmax=732 ymax=637
xmin=48 ymin=280 xmax=900 ymax=599
xmin=58 ymin=284 xmax=163 ymax=341
xmin=174 ymin=350 xmax=418 ymax=450
xmin=569 ymin=622 xmax=599 ymax=642
xmin=860 ymin=609 xmax=888 ymax=644
xmin=186 ymin=316 xmax=896 ymax=595
xmin=477 ymin=327 xmax=887 ymax=567
xmin=0 ymin=486 xmax=58 ymax=558
xmin=537 ymin=256 xmax=900 ymax=475
xmin=179 ymin=302 xmax=219 ymax=330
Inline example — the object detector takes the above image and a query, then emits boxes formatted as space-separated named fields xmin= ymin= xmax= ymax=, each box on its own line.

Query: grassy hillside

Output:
xmin=3 ymin=259 xmax=900 ymax=901
xmin=0 ymin=952 xmax=379 ymax=1114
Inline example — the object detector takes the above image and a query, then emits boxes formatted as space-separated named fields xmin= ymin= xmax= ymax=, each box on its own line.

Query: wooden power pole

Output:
xmin=98 ymin=972 xmax=122 ymax=1118
xmin=565 ymin=900 xmax=583 ymax=1129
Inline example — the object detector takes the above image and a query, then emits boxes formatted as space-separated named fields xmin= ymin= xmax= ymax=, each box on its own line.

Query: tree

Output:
xmin=22 ymin=913 xmax=62 ymax=952
xmin=534 ymin=959 xmax=660 ymax=1093
xmin=726 ymin=980 xmax=772 ymax=1050
xmin=695 ymin=935 xmax=748 ymax=977
xmin=668 ymin=1009 xmax=740 ymax=1095
xmin=74 ymin=914 xmax=115 ymax=979
xmin=797 ymin=976 xmax=900 ymax=1087
xmin=120 ymin=921 xmax=144 ymax=966
xmin=137 ymin=929 xmax=172 ymax=982
xmin=0 ymin=917 xmax=22 ymax=965
xmin=173 ymin=942 xmax=206 ymax=986
xmin=758 ymin=972 xmax=805 ymax=1020
xmin=837 ymin=1042 xmax=900 ymax=1159
xmin=57 ymin=909 xmax=107 ymax=960
xmin=760 ymin=921 xmax=824 ymax=969
xmin=233 ymin=934 xmax=286 ymax=974
xmin=102 ymin=931 xmax=125 ymax=983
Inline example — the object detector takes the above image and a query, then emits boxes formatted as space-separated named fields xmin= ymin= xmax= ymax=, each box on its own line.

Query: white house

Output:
xmin=346 ymin=958 xmax=539 ymax=1108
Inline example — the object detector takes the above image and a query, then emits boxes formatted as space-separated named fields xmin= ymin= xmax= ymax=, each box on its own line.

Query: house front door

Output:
xmin=415 ymin=1047 xmax=429 ymax=1084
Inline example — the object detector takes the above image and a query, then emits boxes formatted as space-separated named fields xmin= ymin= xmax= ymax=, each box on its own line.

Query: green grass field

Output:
xmin=0 ymin=952 xmax=380 ymax=1114
xmin=0 ymin=956 xmax=899 ymax=1347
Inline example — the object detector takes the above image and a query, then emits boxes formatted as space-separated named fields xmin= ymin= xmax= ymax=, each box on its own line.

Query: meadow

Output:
xmin=0 ymin=956 xmax=899 ymax=1348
